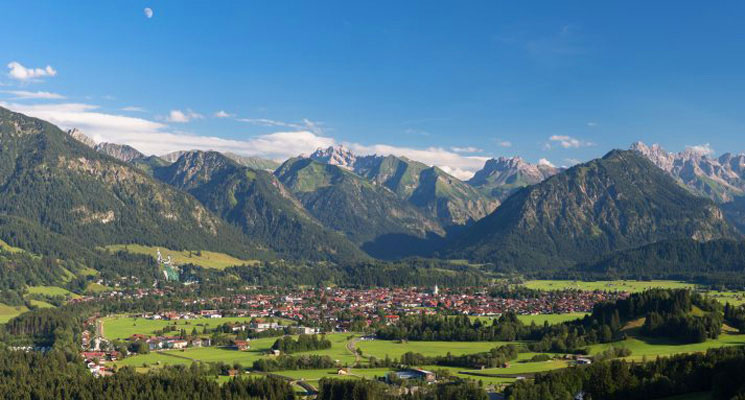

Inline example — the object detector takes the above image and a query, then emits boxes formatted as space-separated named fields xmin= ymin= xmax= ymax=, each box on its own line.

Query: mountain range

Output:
xmin=631 ymin=141 xmax=745 ymax=203
xmin=3 ymin=105 xmax=745 ymax=272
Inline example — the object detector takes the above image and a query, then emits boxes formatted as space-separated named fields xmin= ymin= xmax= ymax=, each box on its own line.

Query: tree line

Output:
xmin=505 ymin=345 xmax=745 ymax=400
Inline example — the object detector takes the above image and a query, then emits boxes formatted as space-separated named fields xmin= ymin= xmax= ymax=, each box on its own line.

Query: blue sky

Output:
xmin=1 ymin=1 xmax=745 ymax=178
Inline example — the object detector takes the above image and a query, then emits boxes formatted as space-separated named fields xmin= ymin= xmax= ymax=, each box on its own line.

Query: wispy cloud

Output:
xmin=237 ymin=117 xmax=324 ymax=134
xmin=2 ymin=102 xmax=491 ymax=180
xmin=537 ymin=158 xmax=556 ymax=168
xmin=684 ymin=143 xmax=715 ymax=157
xmin=494 ymin=24 xmax=589 ymax=66
xmin=121 ymin=106 xmax=146 ymax=112
xmin=451 ymin=146 xmax=483 ymax=154
xmin=165 ymin=109 xmax=203 ymax=123
xmin=2 ymin=90 xmax=65 ymax=99
xmin=404 ymin=128 xmax=431 ymax=137
xmin=586 ymin=121 xmax=597 ymax=127
xmin=214 ymin=110 xmax=233 ymax=118
xmin=7 ymin=61 xmax=57 ymax=82
xmin=545 ymin=134 xmax=594 ymax=149
xmin=495 ymin=139 xmax=512 ymax=147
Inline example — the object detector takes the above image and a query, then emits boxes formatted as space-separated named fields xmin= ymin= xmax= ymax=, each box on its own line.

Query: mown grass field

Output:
xmin=0 ymin=239 xmax=24 ymax=253
xmin=589 ymin=331 xmax=745 ymax=361
xmin=26 ymin=286 xmax=80 ymax=298
xmin=471 ymin=313 xmax=588 ymax=326
xmin=357 ymin=339 xmax=517 ymax=360
xmin=113 ymin=334 xmax=357 ymax=369
xmin=102 ymin=315 xmax=294 ymax=340
xmin=0 ymin=303 xmax=29 ymax=323
xmin=28 ymin=299 xmax=55 ymax=308
xmin=106 ymin=244 xmax=259 ymax=269
xmin=522 ymin=280 xmax=693 ymax=292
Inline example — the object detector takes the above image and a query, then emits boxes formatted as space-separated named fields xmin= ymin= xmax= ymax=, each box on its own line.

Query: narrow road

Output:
xmin=346 ymin=337 xmax=362 ymax=364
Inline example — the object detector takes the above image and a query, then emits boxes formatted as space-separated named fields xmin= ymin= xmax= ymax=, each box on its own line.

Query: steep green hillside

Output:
xmin=353 ymin=154 xmax=497 ymax=226
xmin=447 ymin=150 xmax=739 ymax=269
xmin=0 ymin=106 xmax=261 ymax=258
xmin=275 ymin=157 xmax=445 ymax=257
xmin=154 ymin=151 xmax=365 ymax=262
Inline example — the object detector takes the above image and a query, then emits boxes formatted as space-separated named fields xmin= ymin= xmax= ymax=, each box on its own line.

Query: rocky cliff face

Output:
xmin=467 ymin=156 xmax=561 ymax=200
xmin=94 ymin=142 xmax=146 ymax=162
xmin=632 ymin=141 xmax=745 ymax=202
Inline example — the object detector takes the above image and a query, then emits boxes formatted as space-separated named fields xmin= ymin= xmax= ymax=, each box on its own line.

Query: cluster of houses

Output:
xmin=77 ymin=286 xmax=626 ymax=339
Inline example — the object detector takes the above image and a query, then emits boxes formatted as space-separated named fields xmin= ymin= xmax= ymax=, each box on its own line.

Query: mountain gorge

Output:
xmin=275 ymin=157 xmax=444 ymax=257
xmin=309 ymin=146 xmax=498 ymax=227
xmin=153 ymin=151 xmax=366 ymax=262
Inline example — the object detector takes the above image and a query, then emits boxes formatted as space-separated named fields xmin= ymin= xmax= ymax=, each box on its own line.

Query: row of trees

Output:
xmin=317 ymin=378 xmax=488 ymax=400
xmin=0 ymin=349 xmax=296 ymax=400
xmin=252 ymin=355 xmax=337 ymax=372
xmin=272 ymin=334 xmax=332 ymax=354
xmin=399 ymin=344 xmax=520 ymax=369
xmin=505 ymin=346 xmax=745 ymax=400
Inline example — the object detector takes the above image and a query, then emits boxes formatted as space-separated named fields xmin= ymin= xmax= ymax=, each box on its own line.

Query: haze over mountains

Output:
xmin=1 ymin=105 xmax=745 ymax=271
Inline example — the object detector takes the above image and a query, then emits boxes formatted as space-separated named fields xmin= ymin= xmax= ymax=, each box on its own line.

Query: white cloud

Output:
xmin=1 ymin=102 xmax=490 ymax=180
xmin=7 ymin=62 xmax=57 ymax=82
xmin=495 ymin=140 xmax=512 ymax=147
xmin=451 ymin=146 xmax=483 ymax=154
xmin=165 ymin=109 xmax=203 ymax=123
xmin=346 ymin=143 xmax=489 ymax=180
xmin=586 ymin=122 xmax=597 ymax=127
xmin=537 ymin=158 xmax=556 ymax=168
xmin=121 ymin=106 xmax=146 ymax=112
xmin=547 ymin=134 xmax=594 ymax=149
xmin=214 ymin=110 xmax=233 ymax=118
xmin=144 ymin=8 xmax=154 ymax=19
xmin=404 ymin=128 xmax=431 ymax=137
xmin=685 ymin=143 xmax=715 ymax=157
xmin=237 ymin=117 xmax=323 ymax=134
xmin=2 ymin=90 xmax=65 ymax=99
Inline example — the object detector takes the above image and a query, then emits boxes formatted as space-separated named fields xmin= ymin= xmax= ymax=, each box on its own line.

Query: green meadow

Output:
xmin=113 ymin=334 xmax=357 ymax=369
xmin=0 ymin=304 xmax=29 ymax=323
xmin=471 ymin=313 xmax=588 ymax=326
xmin=26 ymin=286 xmax=80 ymax=298
xmin=105 ymin=244 xmax=259 ymax=270
xmin=522 ymin=280 xmax=693 ymax=292
xmin=102 ymin=315 xmax=294 ymax=340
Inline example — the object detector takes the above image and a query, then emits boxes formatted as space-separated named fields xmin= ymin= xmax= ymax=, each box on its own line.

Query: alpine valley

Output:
xmin=1 ymin=105 xmax=745 ymax=277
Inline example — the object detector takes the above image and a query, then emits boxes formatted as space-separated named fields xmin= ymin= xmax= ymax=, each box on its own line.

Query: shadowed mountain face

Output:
xmin=446 ymin=150 xmax=739 ymax=269
xmin=275 ymin=157 xmax=445 ymax=257
xmin=309 ymin=146 xmax=498 ymax=227
xmin=0 ymin=106 xmax=260 ymax=257
xmin=154 ymin=151 xmax=366 ymax=262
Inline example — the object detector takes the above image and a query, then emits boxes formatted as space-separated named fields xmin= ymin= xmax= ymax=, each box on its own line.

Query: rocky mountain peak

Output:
xmin=309 ymin=145 xmax=357 ymax=170
xmin=631 ymin=141 xmax=745 ymax=202
xmin=94 ymin=142 xmax=145 ymax=162
xmin=67 ymin=128 xmax=97 ymax=148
